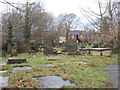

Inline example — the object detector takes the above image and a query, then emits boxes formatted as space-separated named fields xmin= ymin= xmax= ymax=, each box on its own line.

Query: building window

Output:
xmin=72 ymin=35 xmax=74 ymax=38
xmin=91 ymin=36 xmax=94 ymax=39
xmin=81 ymin=35 xmax=83 ymax=39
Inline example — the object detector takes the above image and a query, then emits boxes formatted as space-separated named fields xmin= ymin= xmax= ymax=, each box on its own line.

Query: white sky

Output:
xmin=41 ymin=0 xmax=99 ymax=28
xmin=41 ymin=0 xmax=98 ymax=16
xmin=0 ymin=0 xmax=99 ymax=15
xmin=0 ymin=0 xmax=105 ymax=29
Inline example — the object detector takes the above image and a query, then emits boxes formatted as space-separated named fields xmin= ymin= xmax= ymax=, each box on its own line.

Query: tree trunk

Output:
xmin=118 ymin=2 xmax=120 ymax=60
xmin=7 ymin=42 xmax=12 ymax=53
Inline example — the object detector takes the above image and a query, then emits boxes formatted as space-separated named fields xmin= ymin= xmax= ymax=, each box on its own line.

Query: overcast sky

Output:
xmin=1 ymin=0 xmax=116 ymax=29
xmin=0 ymin=0 xmax=99 ymax=15
xmin=41 ymin=0 xmax=98 ymax=16
xmin=0 ymin=0 xmax=100 ymax=27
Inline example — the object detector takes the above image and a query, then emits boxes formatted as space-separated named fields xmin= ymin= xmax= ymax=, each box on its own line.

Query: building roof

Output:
xmin=69 ymin=30 xmax=81 ymax=35
xmin=69 ymin=30 xmax=94 ymax=35
xmin=82 ymin=31 xmax=94 ymax=35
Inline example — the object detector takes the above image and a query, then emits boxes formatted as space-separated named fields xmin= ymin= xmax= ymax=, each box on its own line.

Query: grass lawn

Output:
xmin=1 ymin=52 xmax=118 ymax=88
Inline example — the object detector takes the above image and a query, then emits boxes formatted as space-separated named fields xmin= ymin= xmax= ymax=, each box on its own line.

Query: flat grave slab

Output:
xmin=0 ymin=70 xmax=7 ymax=74
xmin=74 ymin=61 xmax=88 ymax=64
xmin=0 ymin=62 xmax=7 ymax=66
xmin=47 ymin=58 xmax=59 ymax=61
xmin=7 ymin=58 xmax=27 ymax=64
xmin=59 ymin=63 xmax=65 ymax=65
xmin=41 ymin=64 xmax=54 ymax=67
xmin=12 ymin=66 xmax=32 ymax=73
xmin=79 ymin=48 xmax=111 ymax=56
xmin=0 ymin=77 xmax=9 ymax=87
xmin=33 ymin=76 xmax=75 ymax=88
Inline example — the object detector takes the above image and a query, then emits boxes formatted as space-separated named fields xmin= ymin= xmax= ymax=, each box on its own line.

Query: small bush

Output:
xmin=30 ymin=40 xmax=38 ymax=47
xmin=18 ymin=44 xmax=31 ymax=53
xmin=43 ymin=45 xmax=54 ymax=55
xmin=112 ymin=47 xmax=119 ymax=54
xmin=92 ymin=43 xmax=99 ymax=48
xmin=30 ymin=40 xmax=39 ymax=51
xmin=15 ymin=40 xmax=25 ymax=53
xmin=104 ymin=43 xmax=112 ymax=48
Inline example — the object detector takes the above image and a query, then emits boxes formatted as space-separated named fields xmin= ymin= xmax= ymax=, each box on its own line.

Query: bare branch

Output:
xmin=0 ymin=0 xmax=23 ymax=12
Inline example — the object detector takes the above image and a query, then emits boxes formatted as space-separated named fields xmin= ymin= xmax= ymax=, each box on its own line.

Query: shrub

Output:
xmin=30 ymin=40 xmax=40 ymax=51
xmin=92 ymin=43 xmax=99 ymax=48
xmin=18 ymin=43 xmax=31 ymax=53
xmin=112 ymin=47 xmax=119 ymax=54
xmin=43 ymin=45 xmax=54 ymax=55
xmin=30 ymin=40 xmax=38 ymax=46
xmin=104 ymin=43 xmax=112 ymax=48
xmin=15 ymin=40 xmax=31 ymax=53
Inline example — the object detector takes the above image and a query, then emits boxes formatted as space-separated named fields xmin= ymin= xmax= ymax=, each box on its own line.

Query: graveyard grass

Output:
xmin=1 ymin=52 xmax=118 ymax=88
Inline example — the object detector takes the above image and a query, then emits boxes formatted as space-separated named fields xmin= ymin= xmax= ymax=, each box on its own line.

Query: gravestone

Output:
xmin=0 ymin=77 xmax=9 ymax=87
xmin=10 ymin=46 xmax=17 ymax=57
xmin=88 ymin=48 xmax=111 ymax=56
xmin=47 ymin=58 xmax=59 ymax=61
xmin=79 ymin=48 xmax=90 ymax=55
xmin=52 ymin=49 xmax=57 ymax=55
xmin=32 ymin=76 xmax=75 ymax=88
xmin=12 ymin=66 xmax=32 ymax=73
xmin=66 ymin=40 xmax=78 ymax=55
xmin=7 ymin=58 xmax=26 ymax=64
xmin=61 ymin=47 xmax=68 ymax=55
xmin=0 ymin=70 xmax=7 ymax=74
xmin=41 ymin=64 xmax=54 ymax=67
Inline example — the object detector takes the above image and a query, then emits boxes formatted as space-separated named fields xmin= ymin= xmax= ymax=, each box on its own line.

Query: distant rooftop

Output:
xmin=69 ymin=30 xmax=94 ymax=35
xmin=69 ymin=31 xmax=81 ymax=35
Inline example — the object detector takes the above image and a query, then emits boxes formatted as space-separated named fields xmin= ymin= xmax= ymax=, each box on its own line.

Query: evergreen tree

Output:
xmin=24 ymin=2 xmax=31 ymax=43
xmin=7 ymin=18 xmax=13 ymax=53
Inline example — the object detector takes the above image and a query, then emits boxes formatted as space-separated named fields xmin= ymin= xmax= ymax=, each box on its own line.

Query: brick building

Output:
xmin=69 ymin=30 xmax=94 ymax=43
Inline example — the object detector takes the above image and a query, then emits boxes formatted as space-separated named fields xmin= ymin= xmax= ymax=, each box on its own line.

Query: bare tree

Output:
xmin=1 ymin=0 xmax=47 ymax=52
xmin=80 ymin=0 xmax=119 ymax=48
xmin=118 ymin=2 xmax=120 ymax=56
xmin=58 ymin=13 xmax=79 ymax=41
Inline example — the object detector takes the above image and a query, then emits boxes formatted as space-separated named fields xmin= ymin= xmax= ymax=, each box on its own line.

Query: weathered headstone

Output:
xmin=7 ymin=58 xmax=26 ymax=64
xmin=66 ymin=40 xmax=78 ymax=55
xmin=61 ymin=47 xmax=68 ymax=55
xmin=10 ymin=46 xmax=17 ymax=57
